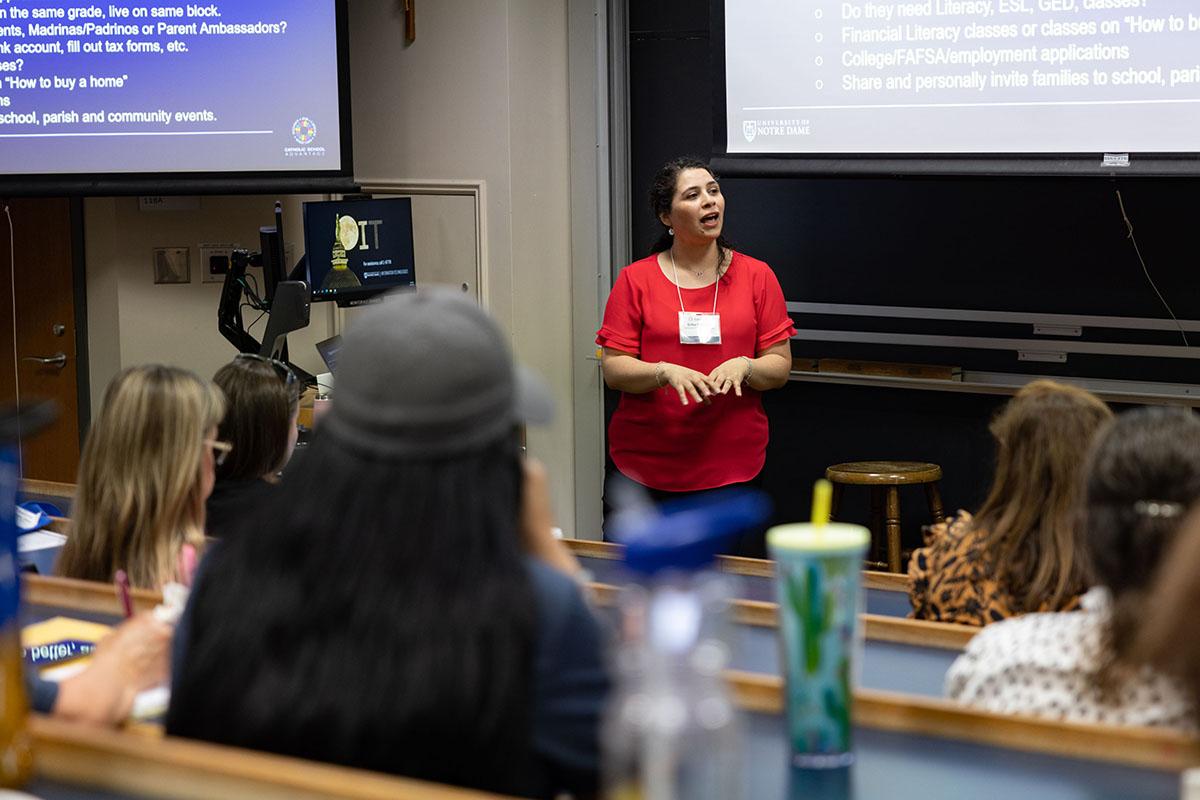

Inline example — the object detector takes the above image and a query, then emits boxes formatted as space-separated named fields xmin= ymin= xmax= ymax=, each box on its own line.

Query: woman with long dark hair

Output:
xmin=946 ymin=406 xmax=1200 ymax=728
xmin=167 ymin=289 xmax=606 ymax=798
xmin=205 ymin=354 xmax=302 ymax=538
xmin=1135 ymin=507 xmax=1200 ymax=722
xmin=596 ymin=157 xmax=795 ymax=554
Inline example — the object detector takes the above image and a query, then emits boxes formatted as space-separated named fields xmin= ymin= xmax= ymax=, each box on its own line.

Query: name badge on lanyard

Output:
xmin=679 ymin=311 xmax=722 ymax=345
xmin=669 ymin=249 xmax=723 ymax=345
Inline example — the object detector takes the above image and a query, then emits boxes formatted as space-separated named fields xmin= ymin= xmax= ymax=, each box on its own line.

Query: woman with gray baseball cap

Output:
xmin=167 ymin=288 xmax=608 ymax=798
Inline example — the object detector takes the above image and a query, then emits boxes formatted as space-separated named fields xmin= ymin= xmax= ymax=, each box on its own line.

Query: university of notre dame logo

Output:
xmin=742 ymin=120 xmax=757 ymax=143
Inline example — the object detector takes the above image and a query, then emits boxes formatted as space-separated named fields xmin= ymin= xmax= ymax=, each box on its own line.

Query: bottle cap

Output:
xmin=614 ymin=489 xmax=771 ymax=576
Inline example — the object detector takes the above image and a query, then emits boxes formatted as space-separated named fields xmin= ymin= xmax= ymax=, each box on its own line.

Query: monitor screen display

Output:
xmin=718 ymin=0 xmax=1200 ymax=175
xmin=303 ymin=197 xmax=416 ymax=304
xmin=0 ymin=0 xmax=352 ymax=194
xmin=315 ymin=333 xmax=341 ymax=372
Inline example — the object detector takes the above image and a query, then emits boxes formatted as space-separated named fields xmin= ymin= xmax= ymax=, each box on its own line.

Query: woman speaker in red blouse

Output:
xmin=597 ymin=157 xmax=795 ymax=554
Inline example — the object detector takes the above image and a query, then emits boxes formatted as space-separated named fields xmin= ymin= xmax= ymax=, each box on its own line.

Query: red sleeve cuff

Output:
xmin=756 ymin=320 xmax=796 ymax=352
xmin=596 ymin=328 xmax=641 ymax=356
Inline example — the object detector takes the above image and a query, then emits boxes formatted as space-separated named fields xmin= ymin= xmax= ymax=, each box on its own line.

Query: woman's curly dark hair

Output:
xmin=647 ymin=156 xmax=733 ymax=260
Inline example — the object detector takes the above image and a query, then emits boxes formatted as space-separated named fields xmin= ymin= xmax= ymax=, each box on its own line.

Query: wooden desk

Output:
xmin=20 ymin=572 xmax=966 ymax=700
xmin=14 ymin=575 xmax=518 ymax=799
xmin=731 ymin=672 xmax=1190 ymax=799
xmin=21 ymin=575 xmax=1194 ymax=799
xmin=20 ymin=689 xmax=1189 ymax=800
xmin=24 ymin=574 xmax=159 ymax=617
xmin=587 ymin=581 xmax=968 ymax=699
xmin=567 ymin=538 xmax=916 ymax=616
xmin=19 ymin=479 xmax=75 ymax=516
xmin=574 ymin=535 xmax=973 ymax=696
xmin=20 ymin=479 xmax=75 ymax=502
xmin=20 ymin=538 xmax=968 ymax=696
xmin=22 ymin=684 xmax=1189 ymax=800
xmin=16 ymin=577 xmax=524 ymax=799
xmin=18 ymin=526 xmax=919 ymax=615
xmin=26 ymin=714 xmax=519 ymax=800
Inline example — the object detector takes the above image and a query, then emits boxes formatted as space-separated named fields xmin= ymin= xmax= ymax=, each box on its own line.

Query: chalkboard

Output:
xmin=726 ymin=176 xmax=1199 ymax=319
xmin=623 ymin=2 xmax=1200 ymax=540
xmin=629 ymin=4 xmax=1200 ymax=387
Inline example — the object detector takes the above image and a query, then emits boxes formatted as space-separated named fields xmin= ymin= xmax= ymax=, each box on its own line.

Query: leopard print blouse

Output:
xmin=907 ymin=511 xmax=1080 ymax=627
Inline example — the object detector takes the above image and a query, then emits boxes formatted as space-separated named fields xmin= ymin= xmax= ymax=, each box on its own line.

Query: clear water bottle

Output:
xmin=602 ymin=491 xmax=770 ymax=800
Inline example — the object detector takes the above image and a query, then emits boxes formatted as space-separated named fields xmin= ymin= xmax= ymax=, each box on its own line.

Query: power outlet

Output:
xmin=199 ymin=243 xmax=239 ymax=283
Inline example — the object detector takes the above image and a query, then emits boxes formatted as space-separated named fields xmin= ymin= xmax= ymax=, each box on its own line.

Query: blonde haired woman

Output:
xmin=58 ymin=365 xmax=225 ymax=590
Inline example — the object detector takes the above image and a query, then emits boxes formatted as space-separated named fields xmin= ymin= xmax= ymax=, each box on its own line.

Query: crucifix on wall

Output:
xmin=403 ymin=0 xmax=415 ymax=43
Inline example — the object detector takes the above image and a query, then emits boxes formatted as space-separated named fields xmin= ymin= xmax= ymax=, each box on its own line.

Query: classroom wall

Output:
xmin=77 ymin=3 xmax=589 ymax=534
xmin=348 ymin=1 xmax=582 ymax=534
xmin=83 ymin=189 xmax=485 ymax=423
xmin=83 ymin=195 xmax=333 ymax=420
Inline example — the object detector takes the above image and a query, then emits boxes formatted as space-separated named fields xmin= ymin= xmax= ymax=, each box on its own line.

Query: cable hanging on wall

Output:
xmin=1115 ymin=188 xmax=1189 ymax=348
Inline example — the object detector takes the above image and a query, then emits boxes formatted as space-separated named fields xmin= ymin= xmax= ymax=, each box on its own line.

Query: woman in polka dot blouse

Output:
xmin=946 ymin=407 xmax=1200 ymax=729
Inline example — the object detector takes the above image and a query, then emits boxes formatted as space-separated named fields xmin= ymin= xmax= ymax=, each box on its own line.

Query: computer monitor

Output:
xmin=259 ymin=202 xmax=286 ymax=305
xmin=315 ymin=334 xmax=342 ymax=373
xmin=302 ymin=197 xmax=416 ymax=306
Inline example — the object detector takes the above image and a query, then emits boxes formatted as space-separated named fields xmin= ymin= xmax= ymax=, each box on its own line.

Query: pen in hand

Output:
xmin=114 ymin=569 xmax=133 ymax=619
xmin=179 ymin=543 xmax=197 ymax=588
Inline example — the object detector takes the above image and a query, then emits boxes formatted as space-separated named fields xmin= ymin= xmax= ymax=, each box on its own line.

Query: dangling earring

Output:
xmin=668 ymin=228 xmax=674 ymax=236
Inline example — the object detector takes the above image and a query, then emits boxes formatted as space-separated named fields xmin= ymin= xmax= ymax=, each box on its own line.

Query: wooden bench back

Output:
xmin=565 ymin=536 xmax=906 ymax=591
xmin=23 ymin=573 xmax=1194 ymax=777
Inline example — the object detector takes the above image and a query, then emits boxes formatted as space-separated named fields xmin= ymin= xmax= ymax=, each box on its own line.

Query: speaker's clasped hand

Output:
xmin=708 ymin=357 xmax=751 ymax=397
xmin=660 ymin=363 xmax=717 ymax=406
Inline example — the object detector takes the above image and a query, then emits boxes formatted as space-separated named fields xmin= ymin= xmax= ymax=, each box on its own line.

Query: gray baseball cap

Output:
xmin=321 ymin=286 xmax=554 ymax=457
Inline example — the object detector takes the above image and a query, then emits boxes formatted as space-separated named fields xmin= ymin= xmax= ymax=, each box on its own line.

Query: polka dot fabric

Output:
xmin=945 ymin=588 xmax=1195 ymax=730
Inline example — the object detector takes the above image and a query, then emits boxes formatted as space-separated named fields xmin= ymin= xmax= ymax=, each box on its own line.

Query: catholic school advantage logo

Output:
xmin=742 ymin=120 xmax=756 ymax=143
xmin=292 ymin=117 xmax=317 ymax=144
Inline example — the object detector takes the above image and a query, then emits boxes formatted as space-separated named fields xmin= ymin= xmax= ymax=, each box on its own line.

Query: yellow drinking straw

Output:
xmin=811 ymin=479 xmax=832 ymax=529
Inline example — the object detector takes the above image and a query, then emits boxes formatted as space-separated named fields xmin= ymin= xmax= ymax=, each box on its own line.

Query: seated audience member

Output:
xmin=57 ymin=365 xmax=225 ymax=590
xmin=1132 ymin=506 xmax=1200 ymax=719
xmin=909 ymin=380 xmax=1111 ymax=625
xmin=167 ymin=289 xmax=607 ymax=799
xmin=206 ymin=354 xmax=301 ymax=537
xmin=946 ymin=406 xmax=1200 ymax=728
xmin=31 ymin=613 xmax=172 ymax=725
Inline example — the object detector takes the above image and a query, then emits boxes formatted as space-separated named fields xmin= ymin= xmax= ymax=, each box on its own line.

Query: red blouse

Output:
xmin=596 ymin=251 xmax=796 ymax=492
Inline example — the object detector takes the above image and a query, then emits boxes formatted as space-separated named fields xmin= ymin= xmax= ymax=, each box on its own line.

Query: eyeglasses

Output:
xmin=207 ymin=439 xmax=233 ymax=467
xmin=235 ymin=353 xmax=297 ymax=388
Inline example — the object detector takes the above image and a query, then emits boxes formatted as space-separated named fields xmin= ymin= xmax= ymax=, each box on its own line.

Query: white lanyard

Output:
xmin=669 ymin=249 xmax=719 ymax=314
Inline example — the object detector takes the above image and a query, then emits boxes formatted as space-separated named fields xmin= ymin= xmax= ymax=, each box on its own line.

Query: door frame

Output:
xmin=69 ymin=196 xmax=90 ymax=439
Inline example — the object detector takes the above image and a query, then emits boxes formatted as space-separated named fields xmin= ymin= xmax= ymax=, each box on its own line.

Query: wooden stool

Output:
xmin=825 ymin=462 xmax=945 ymax=574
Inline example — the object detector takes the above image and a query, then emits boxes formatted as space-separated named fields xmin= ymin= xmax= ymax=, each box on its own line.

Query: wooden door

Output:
xmin=0 ymin=198 xmax=82 ymax=482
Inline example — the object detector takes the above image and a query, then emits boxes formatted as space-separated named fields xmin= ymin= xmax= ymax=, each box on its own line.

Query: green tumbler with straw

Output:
xmin=767 ymin=480 xmax=870 ymax=768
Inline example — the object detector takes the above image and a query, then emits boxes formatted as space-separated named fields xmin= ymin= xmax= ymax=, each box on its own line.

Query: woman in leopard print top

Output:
xmin=908 ymin=380 xmax=1110 ymax=626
